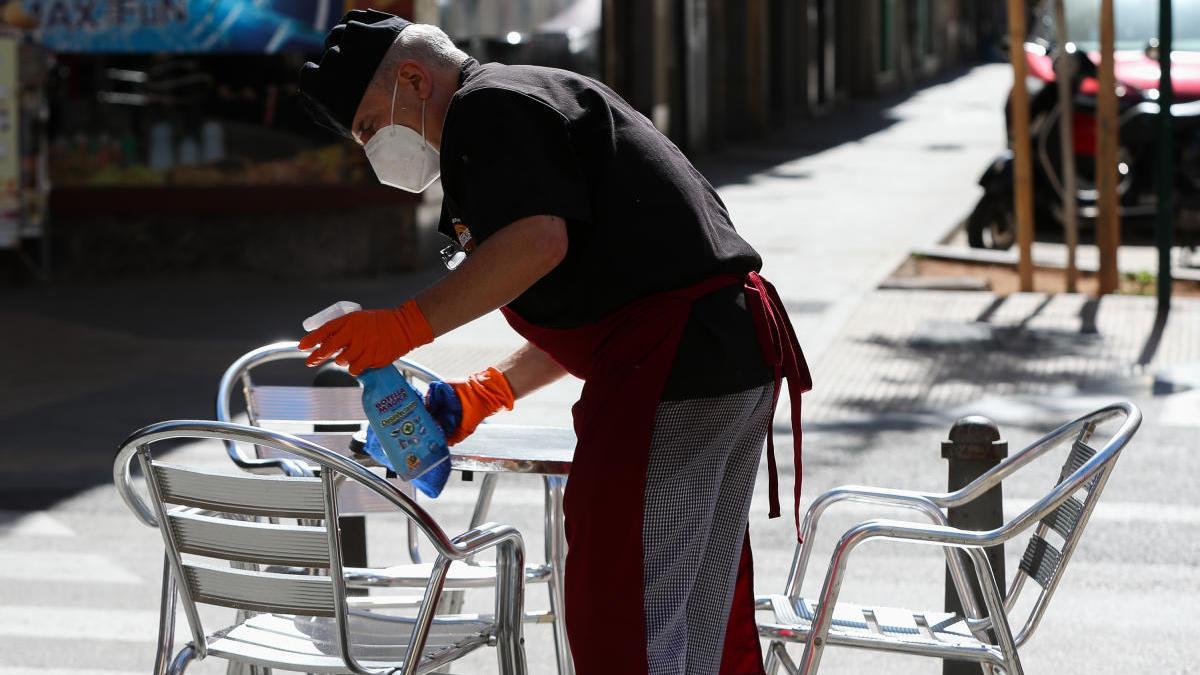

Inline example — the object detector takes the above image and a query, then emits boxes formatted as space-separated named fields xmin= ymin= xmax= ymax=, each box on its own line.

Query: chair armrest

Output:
xmin=787 ymin=486 xmax=952 ymax=595
xmin=451 ymin=522 xmax=525 ymax=559
xmin=343 ymin=561 xmax=551 ymax=590
xmin=786 ymin=487 xmax=983 ymax=621
xmin=806 ymin=518 xmax=1019 ymax=648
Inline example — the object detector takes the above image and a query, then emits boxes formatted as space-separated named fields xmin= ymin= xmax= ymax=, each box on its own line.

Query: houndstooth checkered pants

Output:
xmin=642 ymin=383 xmax=774 ymax=675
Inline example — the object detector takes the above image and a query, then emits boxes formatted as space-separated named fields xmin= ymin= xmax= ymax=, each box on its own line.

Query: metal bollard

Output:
xmin=941 ymin=416 xmax=1008 ymax=675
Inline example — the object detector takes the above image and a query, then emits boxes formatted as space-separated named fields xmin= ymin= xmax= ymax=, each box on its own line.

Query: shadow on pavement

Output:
xmin=0 ymin=265 xmax=447 ymax=508
xmin=806 ymin=292 xmax=1173 ymax=443
xmin=696 ymin=66 xmax=975 ymax=190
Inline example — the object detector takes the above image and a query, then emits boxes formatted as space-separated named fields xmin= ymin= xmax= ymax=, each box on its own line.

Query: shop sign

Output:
xmin=4 ymin=0 xmax=342 ymax=52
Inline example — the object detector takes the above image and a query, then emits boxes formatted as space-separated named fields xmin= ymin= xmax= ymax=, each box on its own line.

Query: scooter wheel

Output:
xmin=966 ymin=197 xmax=1015 ymax=250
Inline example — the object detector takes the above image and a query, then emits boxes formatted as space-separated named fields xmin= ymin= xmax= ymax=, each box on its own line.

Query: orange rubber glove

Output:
xmin=426 ymin=367 xmax=515 ymax=445
xmin=298 ymin=300 xmax=433 ymax=376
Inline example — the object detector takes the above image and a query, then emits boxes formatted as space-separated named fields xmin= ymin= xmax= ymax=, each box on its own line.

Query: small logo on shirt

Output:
xmin=453 ymin=219 xmax=476 ymax=252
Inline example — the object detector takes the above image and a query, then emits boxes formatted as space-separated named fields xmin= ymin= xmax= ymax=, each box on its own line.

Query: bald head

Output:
xmin=369 ymin=24 xmax=469 ymax=92
xmin=351 ymin=23 xmax=469 ymax=148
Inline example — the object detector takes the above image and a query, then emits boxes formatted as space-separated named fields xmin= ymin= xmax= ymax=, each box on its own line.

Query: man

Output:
xmin=297 ymin=11 xmax=809 ymax=675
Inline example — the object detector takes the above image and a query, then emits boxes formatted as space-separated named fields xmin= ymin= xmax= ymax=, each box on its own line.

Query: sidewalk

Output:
xmin=757 ymin=290 xmax=1200 ymax=675
xmin=9 ymin=63 xmax=1193 ymax=673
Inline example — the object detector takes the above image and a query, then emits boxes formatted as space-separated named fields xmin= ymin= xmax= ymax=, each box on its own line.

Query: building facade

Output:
xmin=602 ymin=0 xmax=1008 ymax=154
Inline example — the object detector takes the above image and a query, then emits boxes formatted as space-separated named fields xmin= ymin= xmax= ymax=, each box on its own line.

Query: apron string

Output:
xmin=744 ymin=272 xmax=812 ymax=540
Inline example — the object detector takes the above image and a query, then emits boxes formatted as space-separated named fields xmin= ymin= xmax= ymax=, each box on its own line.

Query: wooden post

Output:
xmin=1096 ymin=0 xmax=1121 ymax=294
xmin=1053 ymin=0 xmax=1079 ymax=292
xmin=1007 ymin=0 xmax=1035 ymax=292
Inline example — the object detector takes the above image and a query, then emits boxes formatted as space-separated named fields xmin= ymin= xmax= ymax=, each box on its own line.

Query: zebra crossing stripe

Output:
xmin=0 ymin=551 xmax=140 ymax=584
xmin=0 ymin=606 xmax=161 ymax=642
xmin=0 ymin=662 xmax=144 ymax=667
xmin=1160 ymin=389 xmax=1200 ymax=428
xmin=0 ymin=512 xmax=75 ymax=538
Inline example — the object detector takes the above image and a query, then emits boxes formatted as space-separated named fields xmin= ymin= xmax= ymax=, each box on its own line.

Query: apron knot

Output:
xmin=744 ymin=272 xmax=811 ymax=540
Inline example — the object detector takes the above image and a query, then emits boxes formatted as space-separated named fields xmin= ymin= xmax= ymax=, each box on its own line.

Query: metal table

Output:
xmin=301 ymin=424 xmax=576 ymax=675
xmin=454 ymin=425 xmax=575 ymax=674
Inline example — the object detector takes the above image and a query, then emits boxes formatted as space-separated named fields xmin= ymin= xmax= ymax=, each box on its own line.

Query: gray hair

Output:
xmin=369 ymin=24 xmax=469 ymax=90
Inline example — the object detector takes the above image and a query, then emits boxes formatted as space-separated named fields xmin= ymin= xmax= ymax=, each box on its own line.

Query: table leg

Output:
xmin=339 ymin=515 xmax=368 ymax=598
xmin=543 ymin=475 xmax=574 ymax=675
xmin=444 ymin=473 xmax=499 ymax=616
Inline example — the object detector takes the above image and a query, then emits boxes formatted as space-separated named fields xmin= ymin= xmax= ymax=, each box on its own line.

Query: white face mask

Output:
xmin=364 ymin=79 xmax=440 ymax=193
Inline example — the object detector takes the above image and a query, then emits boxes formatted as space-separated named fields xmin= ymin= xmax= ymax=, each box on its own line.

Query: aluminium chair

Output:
xmin=217 ymin=342 xmax=571 ymax=675
xmin=758 ymin=401 xmax=1141 ymax=675
xmin=114 ymin=419 xmax=527 ymax=675
xmin=215 ymin=342 xmax=553 ymax=596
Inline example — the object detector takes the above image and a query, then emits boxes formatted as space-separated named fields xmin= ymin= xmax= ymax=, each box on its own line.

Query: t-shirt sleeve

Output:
xmin=448 ymin=89 xmax=592 ymax=242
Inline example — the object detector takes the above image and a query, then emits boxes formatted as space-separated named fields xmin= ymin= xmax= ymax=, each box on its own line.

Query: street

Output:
xmin=2 ymin=63 xmax=1196 ymax=674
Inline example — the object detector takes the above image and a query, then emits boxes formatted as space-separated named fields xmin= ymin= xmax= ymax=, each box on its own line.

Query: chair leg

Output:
xmin=166 ymin=645 xmax=197 ymax=675
xmin=964 ymin=549 xmax=1024 ymax=675
xmin=763 ymin=640 xmax=781 ymax=675
xmin=154 ymin=555 xmax=179 ymax=675
xmin=543 ymin=475 xmax=572 ymax=675
xmin=765 ymin=642 xmax=801 ymax=675
xmin=495 ymin=538 xmax=528 ymax=675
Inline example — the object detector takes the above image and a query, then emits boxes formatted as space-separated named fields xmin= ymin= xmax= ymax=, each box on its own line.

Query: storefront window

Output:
xmin=45 ymin=53 xmax=371 ymax=189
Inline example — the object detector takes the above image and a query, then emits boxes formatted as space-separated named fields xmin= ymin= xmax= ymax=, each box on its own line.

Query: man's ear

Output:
xmin=397 ymin=61 xmax=432 ymax=99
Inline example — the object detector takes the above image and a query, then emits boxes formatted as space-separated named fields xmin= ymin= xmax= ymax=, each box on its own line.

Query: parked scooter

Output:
xmin=969 ymin=19 xmax=1200 ymax=251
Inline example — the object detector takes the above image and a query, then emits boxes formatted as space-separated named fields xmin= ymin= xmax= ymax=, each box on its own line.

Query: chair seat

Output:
xmin=757 ymin=594 xmax=997 ymax=661
xmin=346 ymin=561 xmax=552 ymax=590
xmin=206 ymin=611 xmax=493 ymax=673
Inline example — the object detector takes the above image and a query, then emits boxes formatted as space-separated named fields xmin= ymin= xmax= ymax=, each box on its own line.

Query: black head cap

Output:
xmin=298 ymin=9 xmax=412 ymax=138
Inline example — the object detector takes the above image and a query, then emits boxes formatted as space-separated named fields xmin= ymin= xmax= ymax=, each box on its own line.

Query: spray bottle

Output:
xmin=303 ymin=301 xmax=451 ymax=498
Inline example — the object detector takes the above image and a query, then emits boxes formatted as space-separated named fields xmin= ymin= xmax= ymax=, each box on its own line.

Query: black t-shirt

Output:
xmin=437 ymin=59 xmax=770 ymax=399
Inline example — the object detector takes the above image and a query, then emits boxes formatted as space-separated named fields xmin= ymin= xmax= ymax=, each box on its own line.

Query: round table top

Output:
xmin=300 ymin=424 xmax=576 ymax=476
xmin=451 ymin=424 xmax=576 ymax=475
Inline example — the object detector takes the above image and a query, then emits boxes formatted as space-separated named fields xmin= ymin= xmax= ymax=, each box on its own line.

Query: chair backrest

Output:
xmin=147 ymin=462 xmax=339 ymax=617
xmin=970 ymin=403 xmax=1140 ymax=646
xmin=216 ymin=342 xmax=444 ymax=560
xmin=217 ymin=341 xmax=444 ymax=471
xmin=114 ymin=420 xmax=461 ymax=672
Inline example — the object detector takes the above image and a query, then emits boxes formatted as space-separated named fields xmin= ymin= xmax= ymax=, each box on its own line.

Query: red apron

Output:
xmin=501 ymin=271 xmax=810 ymax=675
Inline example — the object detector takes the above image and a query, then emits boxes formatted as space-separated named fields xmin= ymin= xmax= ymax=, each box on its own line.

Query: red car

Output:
xmin=968 ymin=0 xmax=1200 ymax=250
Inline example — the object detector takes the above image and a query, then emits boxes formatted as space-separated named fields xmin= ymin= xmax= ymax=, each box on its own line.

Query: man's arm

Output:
xmin=496 ymin=341 xmax=569 ymax=399
xmin=426 ymin=340 xmax=567 ymax=444
xmin=303 ymin=213 xmax=568 ymax=374
xmin=416 ymin=214 xmax=568 ymax=336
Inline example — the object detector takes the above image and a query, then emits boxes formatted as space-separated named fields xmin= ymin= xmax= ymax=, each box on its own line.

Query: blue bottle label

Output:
xmin=359 ymin=366 xmax=449 ymax=485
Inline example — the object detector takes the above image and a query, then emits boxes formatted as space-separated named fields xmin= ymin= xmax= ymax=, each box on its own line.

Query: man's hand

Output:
xmin=425 ymin=367 xmax=515 ymax=445
xmin=299 ymin=300 xmax=433 ymax=376
xmin=425 ymin=343 xmax=568 ymax=444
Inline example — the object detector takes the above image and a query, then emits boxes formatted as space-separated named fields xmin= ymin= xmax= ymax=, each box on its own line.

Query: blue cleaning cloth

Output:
xmin=424 ymin=381 xmax=464 ymax=436
xmin=365 ymin=426 xmax=450 ymax=498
